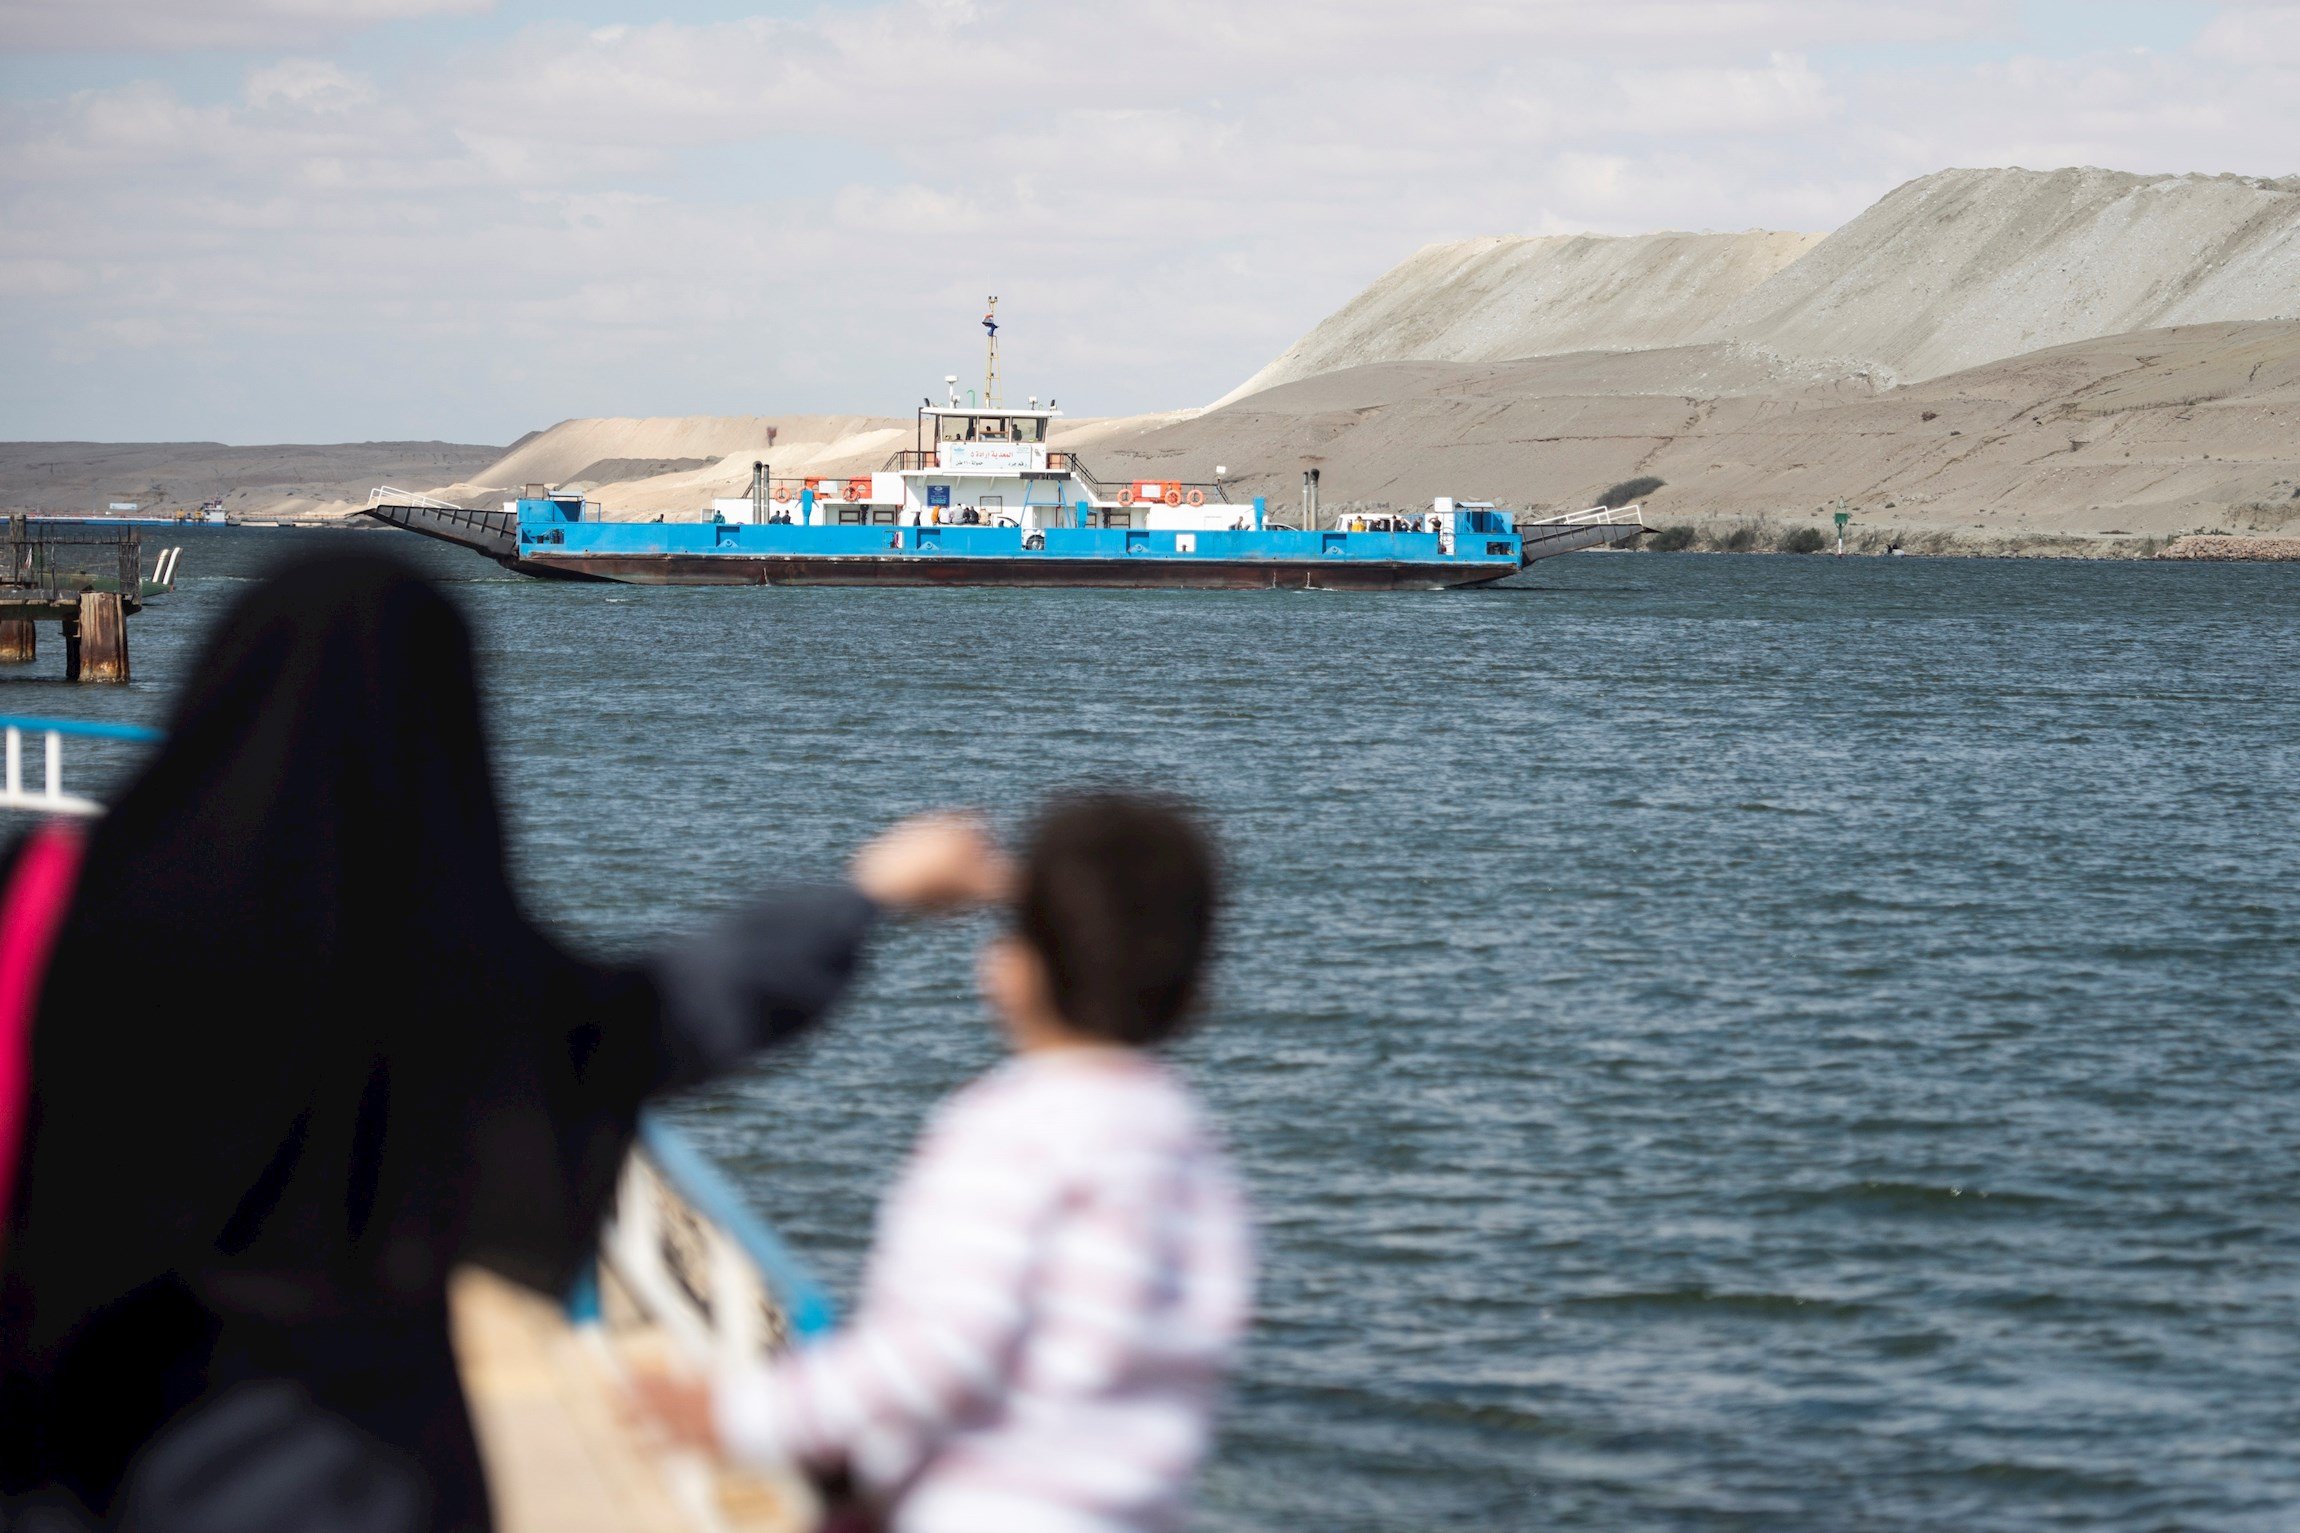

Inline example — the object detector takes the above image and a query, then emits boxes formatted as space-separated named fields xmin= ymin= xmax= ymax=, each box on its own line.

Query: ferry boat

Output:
xmin=364 ymin=396 xmax=1647 ymax=589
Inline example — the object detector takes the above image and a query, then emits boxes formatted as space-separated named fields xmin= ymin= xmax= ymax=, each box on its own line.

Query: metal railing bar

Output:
xmin=0 ymin=715 xmax=165 ymax=743
xmin=636 ymin=1112 xmax=838 ymax=1341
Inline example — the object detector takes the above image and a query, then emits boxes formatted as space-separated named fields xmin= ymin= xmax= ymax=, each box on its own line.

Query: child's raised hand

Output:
xmin=851 ymin=812 xmax=1013 ymax=913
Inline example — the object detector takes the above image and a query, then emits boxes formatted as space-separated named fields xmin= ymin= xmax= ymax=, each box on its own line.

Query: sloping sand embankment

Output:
xmin=1225 ymin=168 xmax=2300 ymax=403
xmin=1069 ymin=321 xmax=2300 ymax=547
xmin=422 ymin=415 xmax=909 ymax=519
xmin=1219 ymin=231 xmax=1824 ymax=405
xmin=1698 ymin=167 xmax=2300 ymax=385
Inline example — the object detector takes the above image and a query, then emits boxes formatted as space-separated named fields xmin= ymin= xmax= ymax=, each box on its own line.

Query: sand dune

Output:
xmin=474 ymin=415 xmax=905 ymax=487
xmin=422 ymin=414 xmax=909 ymax=517
xmin=1701 ymin=167 xmax=2300 ymax=384
xmin=1230 ymin=168 xmax=2300 ymax=407
xmin=1076 ymin=322 xmax=2300 ymax=545
xmin=1219 ymin=232 xmax=1821 ymax=405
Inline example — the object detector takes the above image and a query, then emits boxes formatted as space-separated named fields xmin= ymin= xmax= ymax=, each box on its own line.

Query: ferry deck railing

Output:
xmin=1521 ymin=502 xmax=1650 ymax=532
xmin=598 ymin=1114 xmax=838 ymax=1366
xmin=869 ymin=449 xmax=1236 ymax=507
xmin=366 ymin=492 xmax=518 ymax=540
xmin=878 ymin=446 xmax=1088 ymax=476
xmin=368 ymin=486 xmax=471 ymax=512
xmin=0 ymin=715 xmax=163 ymax=817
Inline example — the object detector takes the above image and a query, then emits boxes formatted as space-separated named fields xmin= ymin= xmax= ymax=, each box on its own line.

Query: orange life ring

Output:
xmin=1163 ymin=487 xmax=1182 ymax=506
xmin=1119 ymin=487 xmax=1136 ymax=506
xmin=773 ymin=484 xmax=792 ymax=502
xmin=846 ymin=478 xmax=871 ymax=501
xmin=1186 ymin=489 xmax=1205 ymax=506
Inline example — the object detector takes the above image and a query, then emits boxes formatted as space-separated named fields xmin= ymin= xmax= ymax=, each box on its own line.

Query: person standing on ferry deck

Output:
xmin=0 ymin=551 xmax=1004 ymax=1532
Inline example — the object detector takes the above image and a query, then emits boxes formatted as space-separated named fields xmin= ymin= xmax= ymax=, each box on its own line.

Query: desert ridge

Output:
xmin=1220 ymin=167 xmax=2300 ymax=396
xmin=1074 ymin=322 xmax=2300 ymax=552
xmin=1215 ymin=231 xmax=1828 ymax=406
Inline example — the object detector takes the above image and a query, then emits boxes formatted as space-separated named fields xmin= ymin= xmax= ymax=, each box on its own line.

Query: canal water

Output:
xmin=25 ymin=528 xmax=2300 ymax=1531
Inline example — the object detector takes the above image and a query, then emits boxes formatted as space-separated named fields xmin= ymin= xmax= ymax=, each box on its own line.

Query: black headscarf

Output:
xmin=0 ymin=552 xmax=661 ymax=1520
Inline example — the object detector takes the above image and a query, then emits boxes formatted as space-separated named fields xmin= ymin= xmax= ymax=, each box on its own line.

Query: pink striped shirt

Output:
xmin=716 ymin=1049 xmax=1253 ymax=1533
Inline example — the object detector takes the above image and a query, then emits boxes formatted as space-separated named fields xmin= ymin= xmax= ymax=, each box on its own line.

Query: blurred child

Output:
xmin=648 ymin=791 xmax=1251 ymax=1533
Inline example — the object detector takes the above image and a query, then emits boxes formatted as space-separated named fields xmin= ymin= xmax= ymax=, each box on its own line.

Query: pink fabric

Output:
xmin=0 ymin=823 xmax=85 ymax=1243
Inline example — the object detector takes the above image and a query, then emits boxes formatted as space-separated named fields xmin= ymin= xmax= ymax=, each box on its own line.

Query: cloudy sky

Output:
xmin=3 ymin=0 xmax=2297 ymax=443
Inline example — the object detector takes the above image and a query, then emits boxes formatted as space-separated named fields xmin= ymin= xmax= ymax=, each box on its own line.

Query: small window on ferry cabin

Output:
xmin=1023 ymin=417 xmax=1045 ymax=442
xmin=836 ymin=507 xmax=866 ymax=525
xmin=870 ymin=507 xmax=899 ymax=525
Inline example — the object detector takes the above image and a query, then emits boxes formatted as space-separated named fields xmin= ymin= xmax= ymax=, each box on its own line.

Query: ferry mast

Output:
xmin=982 ymin=297 xmax=1001 ymax=407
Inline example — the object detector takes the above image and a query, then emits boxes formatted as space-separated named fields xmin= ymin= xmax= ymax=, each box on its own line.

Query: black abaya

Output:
xmin=0 ymin=552 xmax=873 ymax=1530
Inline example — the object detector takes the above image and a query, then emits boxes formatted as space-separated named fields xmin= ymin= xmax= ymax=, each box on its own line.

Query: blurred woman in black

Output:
xmin=0 ymin=551 xmax=999 ymax=1531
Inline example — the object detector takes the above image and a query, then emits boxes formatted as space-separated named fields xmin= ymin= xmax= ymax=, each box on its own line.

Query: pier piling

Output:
xmin=0 ymin=620 xmax=33 ymax=663
xmin=71 ymin=592 xmax=128 ymax=683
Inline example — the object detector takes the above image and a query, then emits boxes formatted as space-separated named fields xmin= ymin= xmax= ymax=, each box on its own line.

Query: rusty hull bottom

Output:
xmin=513 ymin=554 xmax=1517 ymax=590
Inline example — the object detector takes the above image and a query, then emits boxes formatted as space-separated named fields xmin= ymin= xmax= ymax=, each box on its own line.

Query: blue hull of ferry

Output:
xmin=365 ymin=502 xmax=1530 ymax=590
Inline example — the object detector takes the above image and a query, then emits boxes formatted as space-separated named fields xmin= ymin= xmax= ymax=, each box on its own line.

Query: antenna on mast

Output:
xmin=982 ymin=297 xmax=1000 ymax=408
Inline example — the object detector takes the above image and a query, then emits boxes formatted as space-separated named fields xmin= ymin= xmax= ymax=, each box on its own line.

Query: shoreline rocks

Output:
xmin=2156 ymin=535 xmax=2300 ymax=561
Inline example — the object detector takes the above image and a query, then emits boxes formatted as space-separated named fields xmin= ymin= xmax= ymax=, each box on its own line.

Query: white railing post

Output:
xmin=0 ymin=717 xmax=152 ymax=818
xmin=709 ymin=1225 xmax=762 ymax=1368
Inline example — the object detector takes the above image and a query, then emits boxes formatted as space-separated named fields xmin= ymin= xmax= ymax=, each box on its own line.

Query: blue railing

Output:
xmin=638 ymin=1113 xmax=838 ymax=1339
xmin=0 ymin=715 xmax=162 ymax=817
xmin=0 ymin=714 xmax=165 ymax=743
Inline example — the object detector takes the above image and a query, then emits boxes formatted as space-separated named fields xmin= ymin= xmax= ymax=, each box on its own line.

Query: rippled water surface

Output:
xmin=32 ymin=528 xmax=2300 ymax=1531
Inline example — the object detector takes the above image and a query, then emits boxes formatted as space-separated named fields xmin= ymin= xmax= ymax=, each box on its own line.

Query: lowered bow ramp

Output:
xmin=362 ymin=493 xmax=519 ymax=563
xmin=1517 ymin=505 xmax=1650 ymax=561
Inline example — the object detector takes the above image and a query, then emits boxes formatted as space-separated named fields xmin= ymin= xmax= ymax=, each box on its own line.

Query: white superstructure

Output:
xmin=708 ymin=401 xmax=1255 ymax=534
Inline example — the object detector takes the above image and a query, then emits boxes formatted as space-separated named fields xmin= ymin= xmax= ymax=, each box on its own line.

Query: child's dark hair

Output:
xmin=1015 ymin=791 xmax=1219 ymax=1046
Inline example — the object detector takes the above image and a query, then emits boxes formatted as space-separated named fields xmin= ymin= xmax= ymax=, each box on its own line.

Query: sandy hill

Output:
xmin=1702 ymin=167 xmax=2300 ymax=384
xmin=1231 ymin=168 xmax=2300 ymax=409
xmin=1075 ymin=321 xmax=2300 ymax=544
xmin=1219 ymin=232 xmax=1822 ymax=405
xmin=425 ymin=414 xmax=910 ymax=517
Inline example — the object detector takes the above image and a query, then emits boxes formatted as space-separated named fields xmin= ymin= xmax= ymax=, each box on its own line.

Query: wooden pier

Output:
xmin=0 ymin=518 xmax=179 ymax=683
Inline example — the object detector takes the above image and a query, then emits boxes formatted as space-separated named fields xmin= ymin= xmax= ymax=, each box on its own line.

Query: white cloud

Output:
xmin=2193 ymin=0 xmax=2300 ymax=62
xmin=1610 ymin=53 xmax=1835 ymax=136
xmin=245 ymin=59 xmax=378 ymax=114
xmin=0 ymin=0 xmax=493 ymax=52
xmin=3 ymin=0 xmax=2296 ymax=442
